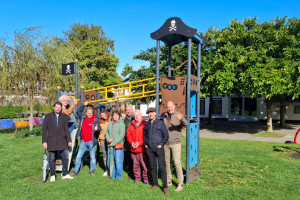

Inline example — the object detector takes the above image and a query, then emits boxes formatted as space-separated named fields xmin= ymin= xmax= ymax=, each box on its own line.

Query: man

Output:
xmin=59 ymin=95 xmax=78 ymax=133
xmin=126 ymin=110 xmax=149 ymax=184
xmin=123 ymin=104 xmax=134 ymax=179
xmin=42 ymin=102 xmax=73 ymax=182
xmin=144 ymin=107 xmax=170 ymax=196
xmin=163 ymin=101 xmax=188 ymax=192
xmin=71 ymin=102 xmax=100 ymax=176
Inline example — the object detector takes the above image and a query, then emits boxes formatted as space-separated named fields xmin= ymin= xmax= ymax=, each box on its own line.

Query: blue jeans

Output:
xmin=68 ymin=122 xmax=77 ymax=133
xmin=74 ymin=140 xmax=97 ymax=173
xmin=107 ymin=147 xmax=124 ymax=179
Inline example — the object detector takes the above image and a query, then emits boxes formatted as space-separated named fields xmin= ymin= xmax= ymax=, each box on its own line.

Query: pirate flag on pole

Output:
xmin=62 ymin=62 xmax=75 ymax=75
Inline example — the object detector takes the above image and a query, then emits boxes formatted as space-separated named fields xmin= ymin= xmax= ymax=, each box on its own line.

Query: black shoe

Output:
xmin=70 ymin=172 xmax=78 ymax=177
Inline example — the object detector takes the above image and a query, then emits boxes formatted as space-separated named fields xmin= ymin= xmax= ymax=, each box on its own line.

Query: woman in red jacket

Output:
xmin=126 ymin=110 xmax=150 ymax=184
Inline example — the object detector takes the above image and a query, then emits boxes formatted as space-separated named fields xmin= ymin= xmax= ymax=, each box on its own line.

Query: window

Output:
xmin=200 ymin=98 xmax=205 ymax=114
xmin=294 ymin=105 xmax=300 ymax=114
xmin=212 ymin=98 xmax=222 ymax=115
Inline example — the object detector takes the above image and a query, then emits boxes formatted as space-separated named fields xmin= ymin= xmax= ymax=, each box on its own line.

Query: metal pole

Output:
xmin=197 ymin=43 xmax=201 ymax=179
xmin=155 ymin=40 xmax=160 ymax=116
xmin=97 ymin=90 xmax=100 ymax=118
xmin=186 ymin=38 xmax=192 ymax=184
xmin=75 ymin=60 xmax=79 ymax=112
xmin=168 ymin=45 xmax=172 ymax=76
xmin=57 ymin=86 xmax=61 ymax=102
xmin=80 ymin=86 xmax=84 ymax=106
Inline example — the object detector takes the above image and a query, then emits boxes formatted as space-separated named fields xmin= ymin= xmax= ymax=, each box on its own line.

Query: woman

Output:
xmin=98 ymin=110 xmax=111 ymax=176
xmin=105 ymin=110 xmax=125 ymax=180
xmin=119 ymin=102 xmax=126 ymax=120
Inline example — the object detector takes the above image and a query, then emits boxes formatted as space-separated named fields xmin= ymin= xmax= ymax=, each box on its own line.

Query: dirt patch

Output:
xmin=290 ymin=152 xmax=300 ymax=160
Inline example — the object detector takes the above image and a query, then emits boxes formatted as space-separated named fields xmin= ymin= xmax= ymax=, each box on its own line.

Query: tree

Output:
xmin=0 ymin=27 xmax=52 ymax=130
xmin=63 ymin=23 xmax=122 ymax=89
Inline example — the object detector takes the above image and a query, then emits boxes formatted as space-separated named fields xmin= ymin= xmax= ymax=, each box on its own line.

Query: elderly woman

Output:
xmin=105 ymin=110 xmax=125 ymax=180
xmin=98 ymin=110 xmax=111 ymax=176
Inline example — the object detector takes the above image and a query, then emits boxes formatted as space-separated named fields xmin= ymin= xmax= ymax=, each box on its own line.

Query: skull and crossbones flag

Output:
xmin=62 ymin=62 xmax=75 ymax=75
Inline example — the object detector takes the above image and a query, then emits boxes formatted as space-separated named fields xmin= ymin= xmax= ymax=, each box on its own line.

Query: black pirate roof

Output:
xmin=150 ymin=17 xmax=206 ymax=46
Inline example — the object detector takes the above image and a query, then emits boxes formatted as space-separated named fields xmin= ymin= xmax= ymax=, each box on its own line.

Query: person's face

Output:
xmin=148 ymin=111 xmax=156 ymax=120
xmin=126 ymin=106 xmax=133 ymax=116
xmin=86 ymin=109 xmax=93 ymax=119
xmin=61 ymin=98 xmax=69 ymax=106
xmin=135 ymin=113 xmax=142 ymax=123
xmin=167 ymin=102 xmax=175 ymax=114
xmin=100 ymin=112 xmax=107 ymax=119
xmin=53 ymin=104 xmax=62 ymax=114
xmin=113 ymin=113 xmax=120 ymax=122
xmin=120 ymin=105 xmax=126 ymax=112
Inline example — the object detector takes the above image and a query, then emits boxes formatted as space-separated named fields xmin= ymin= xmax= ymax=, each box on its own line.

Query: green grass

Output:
xmin=252 ymin=131 xmax=286 ymax=137
xmin=0 ymin=132 xmax=300 ymax=200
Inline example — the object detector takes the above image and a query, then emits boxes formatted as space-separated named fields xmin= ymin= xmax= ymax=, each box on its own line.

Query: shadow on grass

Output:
xmin=201 ymin=121 xmax=300 ymax=135
xmin=273 ymin=145 xmax=300 ymax=160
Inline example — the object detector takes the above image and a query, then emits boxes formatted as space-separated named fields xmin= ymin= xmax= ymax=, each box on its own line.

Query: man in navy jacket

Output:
xmin=144 ymin=107 xmax=170 ymax=196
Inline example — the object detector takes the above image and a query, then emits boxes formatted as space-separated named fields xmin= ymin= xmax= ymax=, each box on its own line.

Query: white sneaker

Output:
xmin=50 ymin=175 xmax=55 ymax=182
xmin=62 ymin=174 xmax=74 ymax=179
xmin=103 ymin=171 xmax=108 ymax=176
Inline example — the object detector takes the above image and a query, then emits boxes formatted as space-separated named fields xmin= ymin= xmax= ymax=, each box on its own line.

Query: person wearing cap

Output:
xmin=144 ymin=107 xmax=170 ymax=196
xmin=163 ymin=101 xmax=188 ymax=192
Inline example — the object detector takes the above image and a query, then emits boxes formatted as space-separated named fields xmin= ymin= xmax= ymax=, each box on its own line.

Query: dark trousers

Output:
xmin=124 ymin=150 xmax=134 ymax=178
xmin=49 ymin=150 xmax=69 ymax=176
xmin=146 ymin=146 xmax=167 ymax=188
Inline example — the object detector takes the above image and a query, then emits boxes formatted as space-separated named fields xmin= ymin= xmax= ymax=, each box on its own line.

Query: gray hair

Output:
xmin=59 ymin=95 xmax=70 ymax=102
xmin=134 ymin=109 xmax=142 ymax=117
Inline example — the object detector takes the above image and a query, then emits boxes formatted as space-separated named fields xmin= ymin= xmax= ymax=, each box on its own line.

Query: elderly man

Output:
xmin=123 ymin=104 xmax=134 ymax=179
xmin=144 ymin=107 xmax=170 ymax=196
xmin=59 ymin=95 xmax=78 ymax=133
xmin=42 ymin=102 xmax=73 ymax=182
xmin=126 ymin=110 xmax=149 ymax=184
xmin=163 ymin=101 xmax=188 ymax=192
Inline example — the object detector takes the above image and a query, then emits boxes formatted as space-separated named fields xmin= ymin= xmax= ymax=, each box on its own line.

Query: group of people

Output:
xmin=42 ymin=96 xmax=187 ymax=196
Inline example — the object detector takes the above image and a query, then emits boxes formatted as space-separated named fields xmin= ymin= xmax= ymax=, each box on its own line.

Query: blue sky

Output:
xmin=0 ymin=0 xmax=299 ymax=76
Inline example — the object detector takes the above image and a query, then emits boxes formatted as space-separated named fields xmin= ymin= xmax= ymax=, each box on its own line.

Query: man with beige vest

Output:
xmin=163 ymin=101 xmax=188 ymax=192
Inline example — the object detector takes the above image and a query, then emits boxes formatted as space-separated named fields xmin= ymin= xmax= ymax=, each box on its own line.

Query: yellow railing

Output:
xmin=72 ymin=77 xmax=159 ymax=104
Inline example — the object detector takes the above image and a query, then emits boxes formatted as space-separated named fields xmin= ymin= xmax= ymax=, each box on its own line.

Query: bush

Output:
xmin=14 ymin=126 xmax=43 ymax=138
xmin=0 ymin=105 xmax=53 ymax=119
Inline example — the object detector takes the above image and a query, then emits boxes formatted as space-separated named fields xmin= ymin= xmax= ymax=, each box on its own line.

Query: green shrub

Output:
xmin=0 ymin=105 xmax=52 ymax=119
xmin=14 ymin=126 xmax=42 ymax=138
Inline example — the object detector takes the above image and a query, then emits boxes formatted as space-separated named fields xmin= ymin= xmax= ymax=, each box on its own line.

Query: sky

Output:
xmin=0 ymin=0 xmax=299 ymax=77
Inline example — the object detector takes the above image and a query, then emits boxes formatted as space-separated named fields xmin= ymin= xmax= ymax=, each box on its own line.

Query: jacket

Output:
xmin=98 ymin=115 xmax=111 ymax=141
xmin=62 ymin=102 xmax=77 ymax=122
xmin=163 ymin=111 xmax=188 ymax=145
xmin=105 ymin=120 xmax=125 ymax=146
xmin=123 ymin=115 xmax=134 ymax=151
xmin=42 ymin=112 xmax=71 ymax=151
xmin=144 ymin=118 xmax=169 ymax=148
xmin=76 ymin=105 xmax=100 ymax=147
xmin=126 ymin=118 xmax=146 ymax=153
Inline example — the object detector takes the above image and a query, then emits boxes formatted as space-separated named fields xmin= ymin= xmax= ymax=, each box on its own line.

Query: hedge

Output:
xmin=0 ymin=105 xmax=53 ymax=119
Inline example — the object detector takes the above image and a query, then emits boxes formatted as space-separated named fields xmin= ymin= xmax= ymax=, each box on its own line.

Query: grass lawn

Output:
xmin=252 ymin=132 xmax=286 ymax=137
xmin=0 ymin=132 xmax=300 ymax=200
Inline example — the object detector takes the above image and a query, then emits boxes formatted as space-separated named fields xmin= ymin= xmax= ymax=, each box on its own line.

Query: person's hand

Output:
xmin=131 ymin=142 xmax=136 ymax=149
xmin=145 ymin=145 xmax=148 ymax=148
xmin=176 ymin=113 xmax=182 ymax=120
xmin=157 ymin=145 xmax=162 ymax=149
xmin=68 ymin=142 xmax=72 ymax=147
xmin=108 ymin=139 xmax=113 ymax=143
xmin=73 ymin=100 xmax=78 ymax=105
xmin=84 ymin=101 xmax=89 ymax=106
xmin=135 ymin=142 xmax=139 ymax=148
xmin=95 ymin=124 xmax=98 ymax=131
xmin=43 ymin=143 xmax=47 ymax=149
xmin=110 ymin=143 xmax=113 ymax=147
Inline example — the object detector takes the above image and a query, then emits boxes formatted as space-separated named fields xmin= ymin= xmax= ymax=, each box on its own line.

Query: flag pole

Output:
xmin=75 ymin=59 xmax=78 ymax=112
